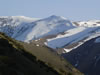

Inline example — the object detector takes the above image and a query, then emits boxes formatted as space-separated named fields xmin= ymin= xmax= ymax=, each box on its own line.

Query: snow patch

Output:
xmin=36 ymin=44 xmax=39 ymax=46
xmin=95 ymin=37 xmax=100 ymax=43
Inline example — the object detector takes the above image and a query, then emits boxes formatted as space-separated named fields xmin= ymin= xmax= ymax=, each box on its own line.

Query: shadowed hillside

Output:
xmin=62 ymin=36 xmax=100 ymax=75
xmin=0 ymin=33 xmax=60 ymax=75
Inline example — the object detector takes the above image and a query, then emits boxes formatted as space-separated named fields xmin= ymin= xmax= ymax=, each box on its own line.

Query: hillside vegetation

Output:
xmin=0 ymin=32 xmax=83 ymax=75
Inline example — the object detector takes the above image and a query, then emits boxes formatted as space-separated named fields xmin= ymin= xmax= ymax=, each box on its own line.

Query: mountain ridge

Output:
xmin=0 ymin=15 xmax=100 ymax=75
xmin=0 ymin=15 xmax=74 ymax=42
xmin=0 ymin=15 xmax=100 ymax=51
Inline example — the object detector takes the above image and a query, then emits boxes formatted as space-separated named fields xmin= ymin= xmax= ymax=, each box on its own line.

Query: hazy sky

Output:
xmin=0 ymin=0 xmax=100 ymax=21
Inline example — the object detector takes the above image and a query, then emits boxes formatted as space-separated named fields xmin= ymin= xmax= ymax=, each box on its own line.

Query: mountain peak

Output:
xmin=49 ymin=15 xmax=67 ymax=20
xmin=50 ymin=15 xmax=60 ymax=18
xmin=41 ymin=15 xmax=68 ymax=23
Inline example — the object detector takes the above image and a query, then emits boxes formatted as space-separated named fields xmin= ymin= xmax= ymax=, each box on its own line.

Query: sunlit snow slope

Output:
xmin=45 ymin=20 xmax=100 ymax=53
xmin=0 ymin=15 xmax=74 ymax=42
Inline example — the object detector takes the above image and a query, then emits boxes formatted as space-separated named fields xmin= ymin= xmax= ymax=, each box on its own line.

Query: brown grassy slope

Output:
xmin=0 ymin=32 xmax=83 ymax=75
xmin=21 ymin=41 xmax=83 ymax=75
xmin=0 ymin=33 xmax=60 ymax=75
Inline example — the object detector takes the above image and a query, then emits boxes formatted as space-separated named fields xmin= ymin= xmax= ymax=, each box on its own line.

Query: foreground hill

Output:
xmin=0 ymin=33 xmax=83 ymax=75
xmin=0 ymin=33 xmax=60 ymax=75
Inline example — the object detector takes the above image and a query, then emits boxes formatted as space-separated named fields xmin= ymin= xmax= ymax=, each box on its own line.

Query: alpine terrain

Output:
xmin=0 ymin=15 xmax=100 ymax=75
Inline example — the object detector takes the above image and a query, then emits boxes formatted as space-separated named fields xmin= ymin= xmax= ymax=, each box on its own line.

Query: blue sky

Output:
xmin=0 ymin=0 xmax=100 ymax=21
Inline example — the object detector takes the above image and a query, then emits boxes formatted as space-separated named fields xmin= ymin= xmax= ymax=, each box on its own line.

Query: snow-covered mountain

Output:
xmin=0 ymin=16 xmax=39 ymax=36
xmin=44 ymin=20 xmax=100 ymax=53
xmin=0 ymin=15 xmax=74 ymax=42
xmin=0 ymin=15 xmax=100 ymax=53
